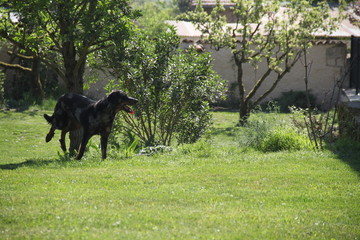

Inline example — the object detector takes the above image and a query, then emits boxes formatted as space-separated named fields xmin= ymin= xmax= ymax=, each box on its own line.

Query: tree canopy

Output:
xmin=0 ymin=0 xmax=140 ymax=94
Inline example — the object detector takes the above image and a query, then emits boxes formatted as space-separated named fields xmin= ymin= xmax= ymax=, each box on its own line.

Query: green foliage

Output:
xmin=5 ymin=92 xmax=38 ymax=110
xmin=0 ymin=0 xmax=139 ymax=53
xmin=175 ymin=0 xmax=191 ymax=13
xmin=122 ymin=138 xmax=140 ymax=158
xmin=290 ymin=106 xmax=338 ymax=151
xmin=274 ymin=90 xmax=317 ymax=113
xmin=0 ymin=0 xmax=140 ymax=93
xmin=102 ymin=28 xmax=226 ymax=146
xmin=132 ymin=0 xmax=177 ymax=35
xmin=259 ymin=128 xmax=312 ymax=152
xmin=237 ymin=109 xmax=312 ymax=152
xmin=238 ymin=115 xmax=275 ymax=148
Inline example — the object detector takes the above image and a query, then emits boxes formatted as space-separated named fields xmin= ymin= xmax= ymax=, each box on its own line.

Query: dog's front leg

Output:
xmin=100 ymin=133 xmax=109 ymax=160
xmin=76 ymin=131 xmax=90 ymax=160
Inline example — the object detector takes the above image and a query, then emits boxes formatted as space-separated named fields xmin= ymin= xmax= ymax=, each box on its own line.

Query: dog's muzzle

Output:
xmin=122 ymin=97 xmax=138 ymax=114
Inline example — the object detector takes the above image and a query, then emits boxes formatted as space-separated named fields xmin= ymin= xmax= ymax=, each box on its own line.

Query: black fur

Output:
xmin=44 ymin=90 xmax=137 ymax=160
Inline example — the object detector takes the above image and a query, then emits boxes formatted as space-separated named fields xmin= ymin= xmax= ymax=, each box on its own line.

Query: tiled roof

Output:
xmin=168 ymin=7 xmax=360 ymax=40
xmin=190 ymin=0 xmax=235 ymax=7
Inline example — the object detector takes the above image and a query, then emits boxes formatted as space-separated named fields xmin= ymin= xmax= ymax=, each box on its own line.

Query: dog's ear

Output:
xmin=107 ymin=90 xmax=125 ymax=105
xmin=107 ymin=91 xmax=118 ymax=104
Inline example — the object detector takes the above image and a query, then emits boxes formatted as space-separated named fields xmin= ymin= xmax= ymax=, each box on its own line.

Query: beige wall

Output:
xmin=1 ymin=39 xmax=347 ymax=107
xmin=182 ymin=42 xmax=348 ymax=109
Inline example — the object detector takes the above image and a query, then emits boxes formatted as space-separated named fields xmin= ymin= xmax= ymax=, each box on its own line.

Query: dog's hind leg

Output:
xmin=59 ymin=130 xmax=67 ymax=152
xmin=75 ymin=131 xmax=90 ymax=160
xmin=44 ymin=114 xmax=56 ymax=142
xmin=46 ymin=127 xmax=56 ymax=142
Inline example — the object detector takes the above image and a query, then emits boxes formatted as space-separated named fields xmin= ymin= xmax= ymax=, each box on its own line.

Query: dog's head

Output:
xmin=107 ymin=90 xmax=138 ymax=114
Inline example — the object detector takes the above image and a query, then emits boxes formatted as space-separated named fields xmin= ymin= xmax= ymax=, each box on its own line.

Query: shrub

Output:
xmin=237 ymin=112 xmax=312 ymax=152
xmin=259 ymin=128 xmax=312 ymax=152
xmin=237 ymin=117 xmax=273 ymax=148
xmin=102 ymin=28 xmax=226 ymax=146
xmin=274 ymin=90 xmax=316 ymax=113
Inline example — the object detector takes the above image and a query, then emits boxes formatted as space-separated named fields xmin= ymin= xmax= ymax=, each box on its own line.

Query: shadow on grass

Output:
xmin=0 ymin=153 xmax=75 ymax=170
xmin=327 ymin=138 xmax=360 ymax=175
xmin=211 ymin=127 xmax=239 ymax=137
xmin=0 ymin=109 xmax=39 ymax=117
xmin=0 ymin=159 xmax=57 ymax=170
xmin=334 ymin=152 xmax=360 ymax=174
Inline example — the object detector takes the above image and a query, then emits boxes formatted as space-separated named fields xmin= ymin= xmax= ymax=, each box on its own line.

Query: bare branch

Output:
xmin=0 ymin=61 xmax=32 ymax=72
xmin=7 ymin=51 xmax=34 ymax=60
xmin=252 ymin=50 xmax=303 ymax=106
xmin=41 ymin=58 xmax=66 ymax=81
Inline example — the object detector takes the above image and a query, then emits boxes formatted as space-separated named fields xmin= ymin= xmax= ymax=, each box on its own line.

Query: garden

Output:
xmin=1 ymin=0 xmax=360 ymax=239
xmin=0 ymin=104 xmax=359 ymax=239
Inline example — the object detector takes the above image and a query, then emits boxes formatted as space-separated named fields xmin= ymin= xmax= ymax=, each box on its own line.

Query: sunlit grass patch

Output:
xmin=0 ymin=110 xmax=359 ymax=239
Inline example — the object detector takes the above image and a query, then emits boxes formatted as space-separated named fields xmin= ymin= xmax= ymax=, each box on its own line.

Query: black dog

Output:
xmin=44 ymin=90 xmax=138 ymax=160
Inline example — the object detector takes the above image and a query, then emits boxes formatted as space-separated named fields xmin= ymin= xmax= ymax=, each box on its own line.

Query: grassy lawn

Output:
xmin=0 ymin=109 xmax=359 ymax=239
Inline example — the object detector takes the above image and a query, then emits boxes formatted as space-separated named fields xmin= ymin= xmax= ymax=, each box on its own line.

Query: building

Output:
xmin=168 ymin=1 xmax=360 ymax=109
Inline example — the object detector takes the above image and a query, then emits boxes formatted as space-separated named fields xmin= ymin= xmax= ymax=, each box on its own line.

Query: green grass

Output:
xmin=1 ymin=109 xmax=359 ymax=239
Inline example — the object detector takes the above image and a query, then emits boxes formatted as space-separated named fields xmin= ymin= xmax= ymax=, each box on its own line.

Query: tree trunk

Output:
xmin=235 ymin=57 xmax=249 ymax=126
xmin=61 ymin=37 xmax=87 ymax=155
xmin=65 ymin=70 xmax=84 ymax=94
xmin=62 ymin=39 xmax=85 ymax=94
xmin=30 ymin=57 xmax=44 ymax=99
xmin=65 ymin=65 xmax=85 ymax=155
xmin=239 ymin=97 xmax=250 ymax=126
xmin=65 ymin=59 xmax=86 ymax=155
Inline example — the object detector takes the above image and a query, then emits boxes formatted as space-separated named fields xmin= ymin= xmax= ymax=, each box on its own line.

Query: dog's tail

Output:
xmin=44 ymin=114 xmax=53 ymax=124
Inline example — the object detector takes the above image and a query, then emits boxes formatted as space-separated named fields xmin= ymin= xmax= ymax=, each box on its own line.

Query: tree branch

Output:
xmin=41 ymin=58 xmax=66 ymax=81
xmin=0 ymin=61 xmax=32 ymax=72
xmin=7 ymin=51 xmax=34 ymax=60
xmin=245 ymin=66 xmax=273 ymax=102
xmin=252 ymin=50 xmax=303 ymax=106
xmin=87 ymin=43 xmax=113 ymax=55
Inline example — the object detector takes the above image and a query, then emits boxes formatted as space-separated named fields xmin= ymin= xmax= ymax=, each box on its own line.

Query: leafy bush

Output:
xmin=102 ymin=28 xmax=226 ymax=146
xmin=274 ymin=90 xmax=316 ymax=113
xmin=237 ymin=112 xmax=312 ymax=152
xmin=237 ymin=117 xmax=274 ymax=148
xmin=259 ymin=128 xmax=312 ymax=152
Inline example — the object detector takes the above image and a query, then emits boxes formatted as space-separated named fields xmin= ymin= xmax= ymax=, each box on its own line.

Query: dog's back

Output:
xmin=45 ymin=93 xmax=95 ymax=128
xmin=44 ymin=93 xmax=95 ymax=142
xmin=58 ymin=93 xmax=95 ymax=115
